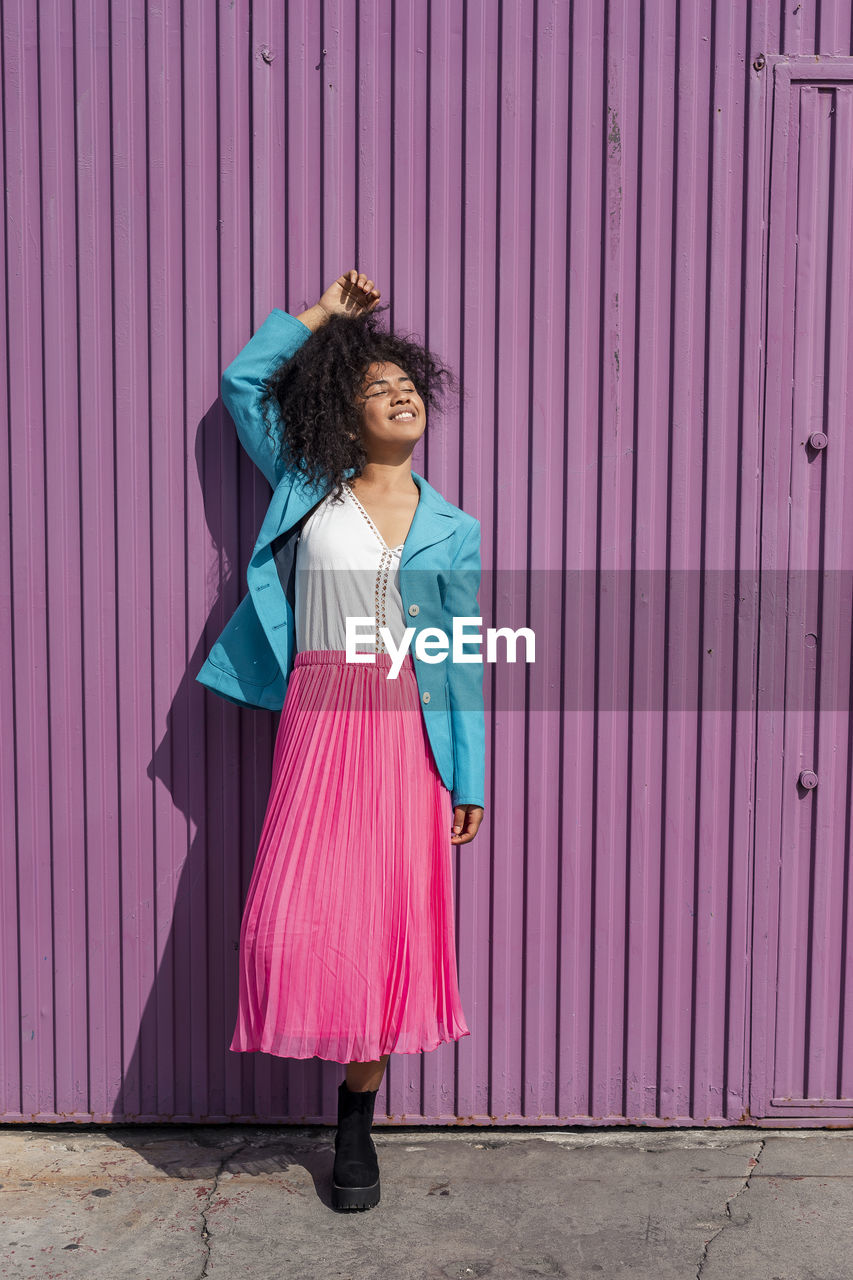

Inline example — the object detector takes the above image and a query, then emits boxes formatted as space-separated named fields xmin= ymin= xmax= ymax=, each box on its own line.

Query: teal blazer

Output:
xmin=195 ymin=308 xmax=486 ymax=811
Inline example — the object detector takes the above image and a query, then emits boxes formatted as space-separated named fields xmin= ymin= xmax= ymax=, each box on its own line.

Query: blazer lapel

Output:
xmin=398 ymin=471 xmax=457 ymax=569
xmin=250 ymin=466 xmax=456 ymax=574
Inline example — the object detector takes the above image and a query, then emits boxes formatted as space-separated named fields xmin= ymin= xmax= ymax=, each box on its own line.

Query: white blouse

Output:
xmin=294 ymin=481 xmax=409 ymax=655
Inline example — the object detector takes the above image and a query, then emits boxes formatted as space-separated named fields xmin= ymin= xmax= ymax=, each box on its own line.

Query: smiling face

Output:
xmin=354 ymin=360 xmax=427 ymax=457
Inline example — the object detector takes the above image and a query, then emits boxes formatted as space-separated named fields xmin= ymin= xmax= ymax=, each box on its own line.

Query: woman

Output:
xmin=197 ymin=270 xmax=485 ymax=1211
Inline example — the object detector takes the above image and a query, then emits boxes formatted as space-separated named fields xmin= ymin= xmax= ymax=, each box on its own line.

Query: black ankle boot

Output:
xmin=332 ymin=1079 xmax=381 ymax=1211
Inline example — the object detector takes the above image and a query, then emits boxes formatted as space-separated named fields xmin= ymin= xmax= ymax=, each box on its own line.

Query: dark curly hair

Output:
xmin=258 ymin=304 xmax=461 ymax=502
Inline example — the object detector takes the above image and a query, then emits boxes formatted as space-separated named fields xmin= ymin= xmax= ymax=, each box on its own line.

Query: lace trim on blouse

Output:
xmin=342 ymin=482 xmax=404 ymax=655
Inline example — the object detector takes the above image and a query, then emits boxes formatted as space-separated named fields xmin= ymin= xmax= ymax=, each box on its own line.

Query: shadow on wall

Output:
xmin=130 ymin=395 xmax=344 ymax=1126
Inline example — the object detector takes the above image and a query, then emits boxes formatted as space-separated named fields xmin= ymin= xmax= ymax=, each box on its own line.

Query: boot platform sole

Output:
xmin=331 ymin=1178 xmax=381 ymax=1211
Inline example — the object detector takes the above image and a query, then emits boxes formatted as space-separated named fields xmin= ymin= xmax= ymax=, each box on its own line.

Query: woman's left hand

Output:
xmin=451 ymin=805 xmax=484 ymax=845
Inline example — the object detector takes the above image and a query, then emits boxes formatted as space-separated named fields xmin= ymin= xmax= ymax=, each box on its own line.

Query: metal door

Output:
xmin=752 ymin=58 xmax=853 ymax=1120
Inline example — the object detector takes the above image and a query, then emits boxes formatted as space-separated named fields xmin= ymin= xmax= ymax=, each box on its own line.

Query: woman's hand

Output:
xmin=318 ymin=270 xmax=381 ymax=319
xmin=450 ymin=805 xmax=484 ymax=845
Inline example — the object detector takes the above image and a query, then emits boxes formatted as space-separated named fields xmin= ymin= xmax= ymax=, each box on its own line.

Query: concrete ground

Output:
xmin=0 ymin=1124 xmax=851 ymax=1279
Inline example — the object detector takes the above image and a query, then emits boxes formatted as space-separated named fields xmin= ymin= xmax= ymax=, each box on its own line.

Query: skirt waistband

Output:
xmin=293 ymin=648 xmax=415 ymax=671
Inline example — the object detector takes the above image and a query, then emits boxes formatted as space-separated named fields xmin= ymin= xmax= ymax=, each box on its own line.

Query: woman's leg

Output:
xmin=333 ymin=1053 xmax=389 ymax=1209
xmin=345 ymin=1053 xmax=390 ymax=1091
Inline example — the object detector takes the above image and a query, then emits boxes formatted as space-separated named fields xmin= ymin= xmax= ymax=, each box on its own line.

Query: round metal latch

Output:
xmin=808 ymin=432 xmax=828 ymax=450
xmin=422 ymin=690 xmax=431 ymax=703
xmin=799 ymin=770 xmax=818 ymax=790
xmin=408 ymin=603 xmax=420 ymax=616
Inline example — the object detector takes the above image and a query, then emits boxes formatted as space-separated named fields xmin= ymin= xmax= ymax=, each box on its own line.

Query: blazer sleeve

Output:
xmin=220 ymin=308 xmax=314 ymax=489
xmin=445 ymin=518 xmax=486 ymax=810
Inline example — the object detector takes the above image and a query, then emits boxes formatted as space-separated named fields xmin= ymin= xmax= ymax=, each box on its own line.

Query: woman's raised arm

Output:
xmin=220 ymin=271 xmax=381 ymax=487
xmin=220 ymin=311 xmax=314 ymax=487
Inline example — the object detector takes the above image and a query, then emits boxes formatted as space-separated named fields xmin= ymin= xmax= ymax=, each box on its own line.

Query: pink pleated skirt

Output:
xmin=229 ymin=648 xmax=471 ymax=1064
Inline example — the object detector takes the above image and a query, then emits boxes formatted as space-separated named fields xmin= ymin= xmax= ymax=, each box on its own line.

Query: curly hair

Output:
xmin=258 ymin=304 xmax=460 ymax=502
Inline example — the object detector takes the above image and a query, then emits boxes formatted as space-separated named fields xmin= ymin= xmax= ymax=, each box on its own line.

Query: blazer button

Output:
xmin=408 ymin=603 xmax=420 ymax=616
xmin=422 ymin=690 xmax=431 ymax=703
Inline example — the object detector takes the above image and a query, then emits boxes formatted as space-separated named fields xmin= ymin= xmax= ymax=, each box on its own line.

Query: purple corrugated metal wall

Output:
xmin=2 ymin=2 xmax=853 ymax=1126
